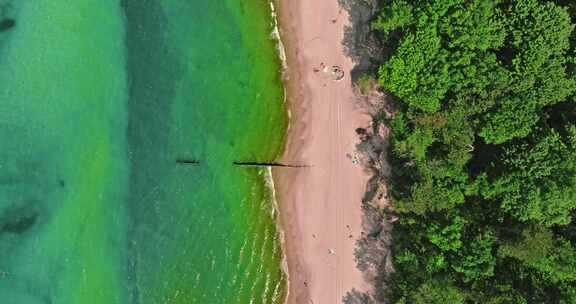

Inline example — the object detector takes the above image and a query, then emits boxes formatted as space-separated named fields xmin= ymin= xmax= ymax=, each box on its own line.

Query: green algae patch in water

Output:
xmin=0 ymin=0 xmax=129 ymax=303
xmin=123 ymin=0 xmax=287 ymax=303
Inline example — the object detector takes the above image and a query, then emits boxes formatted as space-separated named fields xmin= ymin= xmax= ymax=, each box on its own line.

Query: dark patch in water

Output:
xmin=121 ymin=0 xmax=182 ymax=302
xmin=0 ymin=18 xmax=15 ymax=32
xmin=1 ymin=209 xmax=38 ymax=234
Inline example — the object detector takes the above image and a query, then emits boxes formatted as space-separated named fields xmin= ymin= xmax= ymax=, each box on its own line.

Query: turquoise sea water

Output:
xmin=0 ymin=0 xmax=287 ymax=303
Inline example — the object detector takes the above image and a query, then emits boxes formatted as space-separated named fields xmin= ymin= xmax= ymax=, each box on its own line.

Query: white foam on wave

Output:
xmin=268 ymin=2 xmax=292 ymax=302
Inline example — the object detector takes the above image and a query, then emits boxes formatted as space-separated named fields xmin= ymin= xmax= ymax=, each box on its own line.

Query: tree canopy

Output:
xmin=370 ymin=0 xmax=576 ymax=302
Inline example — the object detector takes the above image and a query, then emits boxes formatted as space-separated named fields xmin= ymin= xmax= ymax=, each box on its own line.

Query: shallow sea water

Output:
xmin=0 ymin=0 xmax=287 ymax=303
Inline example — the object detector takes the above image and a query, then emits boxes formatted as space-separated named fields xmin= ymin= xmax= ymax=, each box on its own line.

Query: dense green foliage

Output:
xmin=373 ymin=0 xmax=576 ymax=302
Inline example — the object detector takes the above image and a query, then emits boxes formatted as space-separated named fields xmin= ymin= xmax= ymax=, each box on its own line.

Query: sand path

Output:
xmin=274 ymin=0 xmax=372 ymax=303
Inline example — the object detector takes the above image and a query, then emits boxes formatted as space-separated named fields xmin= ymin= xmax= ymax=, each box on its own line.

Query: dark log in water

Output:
xmin=233 ymin=161 xmax=311 ymax=168
xmin=175 ymin=159 xmax=200 ymax=165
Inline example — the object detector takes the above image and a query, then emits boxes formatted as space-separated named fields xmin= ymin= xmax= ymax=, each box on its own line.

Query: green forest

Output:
xmin=371 ymin=0 xmax=576 ymax=303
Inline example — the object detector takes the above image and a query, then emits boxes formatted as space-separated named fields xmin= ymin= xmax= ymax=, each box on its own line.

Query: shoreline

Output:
xmin=273 ymin=0 xmax=372 ymax=303
xmin=269 ymin=1 xmax=293 ymax=302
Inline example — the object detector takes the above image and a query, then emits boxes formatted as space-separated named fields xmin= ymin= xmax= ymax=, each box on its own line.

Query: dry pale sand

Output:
xmin=273 ymin=0 xmax=372 ymax=303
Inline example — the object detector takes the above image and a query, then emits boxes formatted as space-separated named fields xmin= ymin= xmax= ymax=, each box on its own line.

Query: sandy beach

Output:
xmin=273 ymin=0 xmax=372 ymax=303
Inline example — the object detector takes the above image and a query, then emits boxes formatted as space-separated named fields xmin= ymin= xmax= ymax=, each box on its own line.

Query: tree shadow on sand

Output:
xmin=338 ymin=0 xmax=398 ymax=303
xmin=338 ymin=0 xmax=383 ymax=81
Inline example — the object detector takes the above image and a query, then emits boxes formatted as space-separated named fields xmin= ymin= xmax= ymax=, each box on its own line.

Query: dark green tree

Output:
xmin=369 ymin=0 xmax=576 ymax=302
